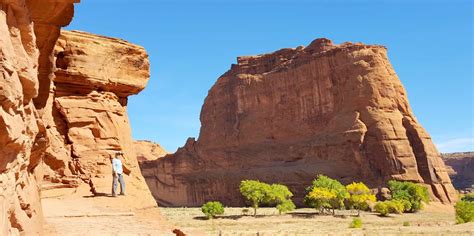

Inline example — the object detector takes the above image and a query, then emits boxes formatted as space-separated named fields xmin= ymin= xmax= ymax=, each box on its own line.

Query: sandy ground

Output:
xmin=160 ymin=203 xmax=474 ymax=236
xmin=40 ymin=182 xmax=201 ymax=236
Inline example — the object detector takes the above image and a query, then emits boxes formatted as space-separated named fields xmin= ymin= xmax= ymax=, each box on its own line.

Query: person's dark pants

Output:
xmin=112 ymin=173 xmax=125 ymax=196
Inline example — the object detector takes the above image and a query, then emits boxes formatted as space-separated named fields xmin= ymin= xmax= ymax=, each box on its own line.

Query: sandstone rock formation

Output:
xmin=0 ymin=0 xmax=78 ymax=234
xmin=134 ymin=140 xmax=168 ymax=161
xmin=34 ymin=30 xmax=156 ymax=208
xmin=141 ymin=38 xmax=457 ymax=207
xmin=442 ymin=152 xmax=474 ymax=192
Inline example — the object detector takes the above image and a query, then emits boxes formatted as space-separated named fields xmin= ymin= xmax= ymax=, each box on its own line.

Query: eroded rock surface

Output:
xmin=0 ymin=0 xmax=77 ymax=234
xmin=442 ymin=152 xmax=474 ymax=192
xmin=36 ymin=30 xmax=156 ymax=208
xmin=134 ymin=140 xmax=168 ymax=162
xmin=141 ymin=38 xmax=457 ymax=207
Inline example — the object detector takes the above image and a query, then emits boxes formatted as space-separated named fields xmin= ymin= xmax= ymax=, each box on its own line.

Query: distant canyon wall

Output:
xmin=141 ymin=38 xmax=457 ymax=207
xmin=442 ymin=152 xmax=474 ymax=192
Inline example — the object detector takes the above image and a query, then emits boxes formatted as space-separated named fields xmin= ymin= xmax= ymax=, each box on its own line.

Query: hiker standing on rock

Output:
xmin=111 ymin=151 xmax=126 ymax=197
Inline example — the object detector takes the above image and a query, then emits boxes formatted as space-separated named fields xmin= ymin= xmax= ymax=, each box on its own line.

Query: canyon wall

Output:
xmin=0 ymin=0 xmax=77 ymax=234
xmin=37 ymin=30 xmax=156 ymax=208
xmin=442 ymin=152 xmax=474 ymax=192
xmin=141 ymin=38 xmax=457 ymax=207
xmin=134 ymin=140 xmax=168 ymax=162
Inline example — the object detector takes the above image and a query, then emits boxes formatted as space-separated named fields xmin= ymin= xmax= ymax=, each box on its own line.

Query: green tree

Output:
xmin=304 ymin=175 xmax=349 ymax=214
xmin=267 ymin=184 xmax=295 ymax=214
xmin=455 ymin=200 xmax=474 ymax=224
xmin=201 ymin=201 xmax=225 ymax=219
xmin=388 ymin=180 xmax=429 ymax=212
xmin=346 ymin=182 xmax=376 ymax=216
xmin=239 ymin=180 xmax=271 ymax=216
xmin=307 ymin=187 xmax=336 ymax=213
xmin=276 ymin=199 xmax=296 ymax=215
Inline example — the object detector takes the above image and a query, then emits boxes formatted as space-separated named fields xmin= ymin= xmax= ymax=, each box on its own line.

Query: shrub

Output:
xmin=304 ymin=175 xmax=349 ymax=214
xmin=403 ymin=221 xmax=410 ymax=226
xmin=201 ymin=201 xmax=225 ymax=219
xmin=240 ymin=180 xmax=271 ymax=216
xmin=461 ymin=194 xmax=474 ymax=202
xmin=349 ymin=217 xmax=363 ymax=228
xmin=388 ymin=180 xmax=429 ymax=212
xmin=346 ymin=182 xmax=376 ymax=216
xmin=267 ymin=184 xmax=294 ymax=206
xmin=307 ymin=187 xmax=336 ymax=213
xmin=240 ymin=180 xmax=295 ymax=216
xmin=455 ymin=200 xmax=474 ymax=224
xmin=374 ymin=201 xmax=389 ymax=216
xmin=276 ymin=199 xmax=296 ymax=215
xmin=374 ymin=200 xmax=405 ymax=216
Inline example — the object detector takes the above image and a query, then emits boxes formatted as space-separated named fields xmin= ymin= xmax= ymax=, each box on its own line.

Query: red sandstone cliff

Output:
xmin=35 ymin=30 xmax=156 ymax=208
xmin=1 ymin=2 xmax=159 ymax=233
xmin=0 ymin=0 xmax=78 ymax=234
xmin=141 ymin=38 xmax=457 ymax=207
xmin=134 ymin=140 xmax=168 ymax=162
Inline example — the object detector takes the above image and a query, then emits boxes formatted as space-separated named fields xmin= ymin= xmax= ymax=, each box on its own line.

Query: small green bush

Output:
xmin=388 ymin=180 xmax=429 ymax=212
xmin=403 ymin=221 xmax=410 ymax=227
xmin=455 ymin=200 xmax=474 ymax=224
xmin=276 ymin=199 xmax=296 ymax=215
xmin=374 ymin=200 xmax=405 ymax=216
xmin=461 ymin=194 xmax=474 ymax=202
xmin=201 ymin=201 xmax=225 ymax=219
xmin=350 ymin=217 xmax=363 ymax=228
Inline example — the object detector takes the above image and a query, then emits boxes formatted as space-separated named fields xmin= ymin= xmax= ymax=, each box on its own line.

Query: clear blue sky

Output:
xmin=67 ymin=0 xmax=473 ymax=153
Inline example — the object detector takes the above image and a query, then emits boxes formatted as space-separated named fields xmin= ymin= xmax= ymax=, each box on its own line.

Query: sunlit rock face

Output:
xmin=141 ymin=38 xmax=457 ymax=207
xmin=0 ymin=0 xmax=77 ymax=234
xmin=134 ymin=140 xmax=168 ymax=162
xmin=35 ymin=30 xmax=156 ymax=208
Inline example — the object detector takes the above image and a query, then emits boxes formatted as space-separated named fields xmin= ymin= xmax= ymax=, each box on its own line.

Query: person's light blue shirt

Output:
xmin=112 ymin=158 xmax=123 ymax=174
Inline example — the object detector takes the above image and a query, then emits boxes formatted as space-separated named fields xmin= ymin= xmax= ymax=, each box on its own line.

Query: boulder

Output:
xmin=134 ymin=140 xmax=168 ymax=162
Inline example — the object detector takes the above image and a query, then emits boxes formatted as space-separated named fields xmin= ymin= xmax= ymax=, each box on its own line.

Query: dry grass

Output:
xmin=160 ymin=203 xmax=474 ymax=236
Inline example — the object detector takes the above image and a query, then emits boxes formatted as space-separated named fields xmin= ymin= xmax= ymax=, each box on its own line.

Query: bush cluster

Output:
xmin=239 ymin=180 xmax=295 ymax=216
xmin=455 ymin=198 xmax=474 ymax=224
xmin=304 ymin=175 xmax=376 ymax=216
xmin=388 ymin=180 xmax=429 ymax=212
xmin=201 ymin=201 xmax=225 ymax=219
xmin=374 ymin=200 xmax=405 ymax=216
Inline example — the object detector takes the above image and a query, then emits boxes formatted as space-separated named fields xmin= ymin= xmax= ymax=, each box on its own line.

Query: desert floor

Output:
xmin=160 ymin=203 xmax=474 ymax=236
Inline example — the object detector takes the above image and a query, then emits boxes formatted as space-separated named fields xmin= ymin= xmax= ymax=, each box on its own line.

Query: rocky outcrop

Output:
xmin=0 ymin=0 xmax=78 ymax=234
xmin=34 ymin=30 xmax=156 ymax=208
xmin=134 ymin=140 xmax=168 ymax=161
xmin=442 ymin=152 xmax=474 ymax=192
xmin=141 ymin=38 xmax=457 ymax=207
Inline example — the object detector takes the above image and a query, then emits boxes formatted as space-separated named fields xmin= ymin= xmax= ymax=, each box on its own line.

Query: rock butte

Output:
xmin=140 ymin=38 xmax=457 ymax=207
xmin=0 ymin=1 xmax=157 ymax=234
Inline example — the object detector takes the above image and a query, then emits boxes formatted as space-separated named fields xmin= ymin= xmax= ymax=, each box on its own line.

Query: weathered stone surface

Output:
xmin=36 ymin=30 xmax=156 ymax=208
xmin=0 ymin=0 xmax=77 ymax=234
xmin=134 ymin=140 xmax=168 ymax=162
xmin=442 ymin=152 xmax=474 ymax=192
xmin=141 ymin=38 xmax=457 ymax=207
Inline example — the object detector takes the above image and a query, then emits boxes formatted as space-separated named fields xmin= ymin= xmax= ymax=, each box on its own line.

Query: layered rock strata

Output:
xmin=36 ymin=30 xmax=156 ymax=207
xmin=141 ymin=38 xmax=457 ymax=207
xmin=442 ymin=152 xmax=474 ymax=192
xmin=134 ymin=140 xmax=168 ymax=162
xmin=0 ymin=0 xmax=78 ymax=234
